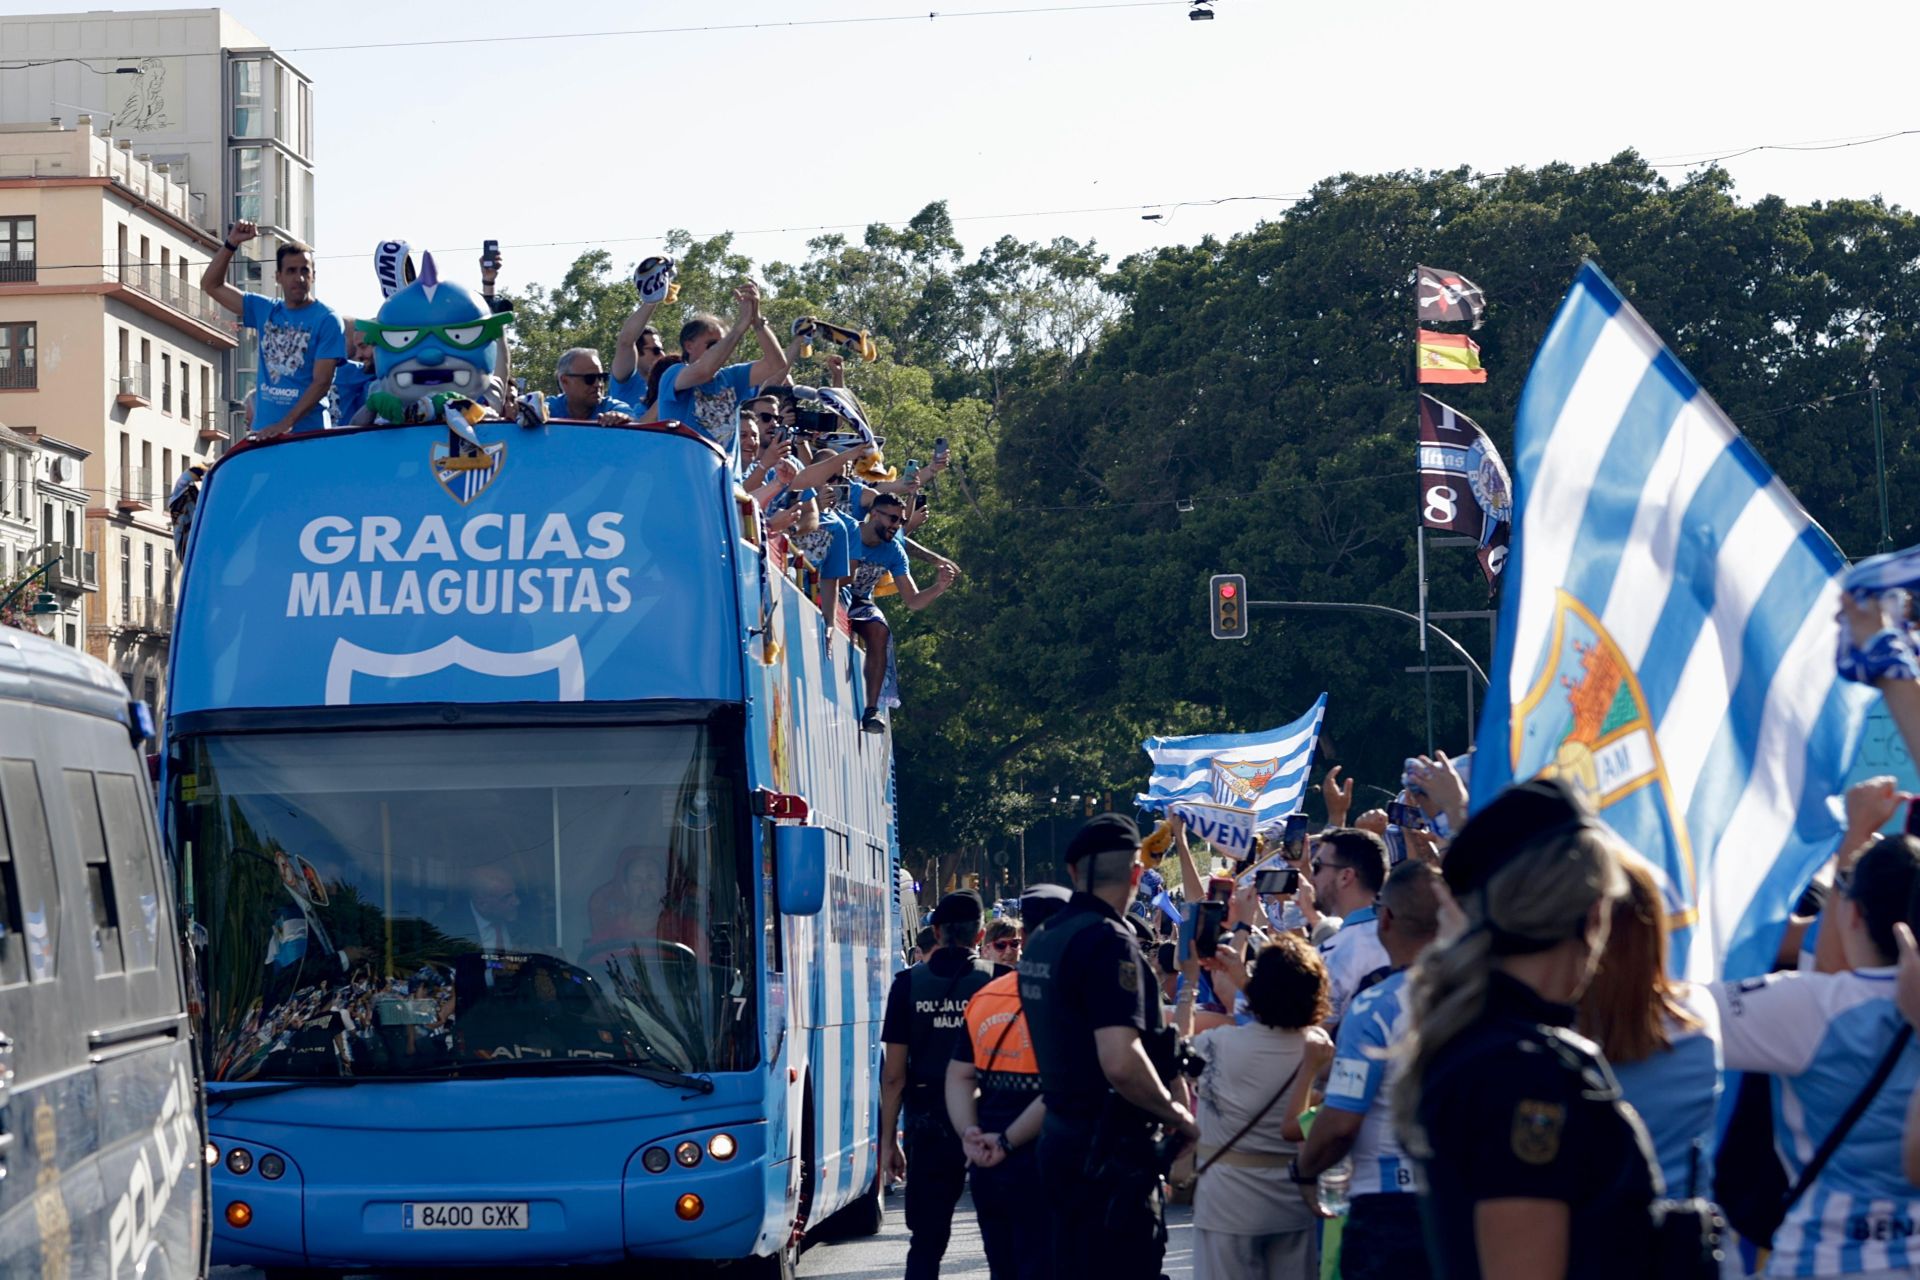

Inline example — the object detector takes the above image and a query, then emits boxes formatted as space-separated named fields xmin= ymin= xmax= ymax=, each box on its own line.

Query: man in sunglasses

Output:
xmin=1307 ymin=827 xmax=1391 ymax=1031
xmin=820 ymin=492 xmax=958 ymax=733
xmin=551 ymin=348 xmax=635 ymax=424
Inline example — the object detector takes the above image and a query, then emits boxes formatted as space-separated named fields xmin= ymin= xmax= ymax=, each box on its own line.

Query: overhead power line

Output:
xmin=0 ymin=0 xmax=1189 ymax=67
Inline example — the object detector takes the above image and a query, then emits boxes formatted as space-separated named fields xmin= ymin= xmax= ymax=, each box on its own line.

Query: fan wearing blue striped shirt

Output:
xmin=1711 ymin=828 xmax=1920 ymax=1278
xmin=1296 ymin=860 xmax=1444 ymax=1280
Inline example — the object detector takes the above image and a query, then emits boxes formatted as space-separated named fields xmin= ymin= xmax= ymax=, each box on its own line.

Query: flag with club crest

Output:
xmin=1419 ymin=393 xmax=1513 ymax=587
xmin=1136 ymin=695 xmax=1326 ymax=834
xmin=1472 ymin=263 xmax=1872 ymax=982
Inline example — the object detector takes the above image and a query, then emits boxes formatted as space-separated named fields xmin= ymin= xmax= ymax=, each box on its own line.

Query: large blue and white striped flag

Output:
xmin=1474 ymin=264 xmax=1872 ymax=982
xmin=1137 ymin=695 xmax=1327 ymax=833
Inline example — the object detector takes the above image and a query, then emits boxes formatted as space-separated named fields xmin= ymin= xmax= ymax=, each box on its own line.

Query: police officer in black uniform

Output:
xmin=1391 ymin=778 xmax=1667 ymax=1279
xmin=881 ymin=890 xmax=998 ymax=1280
xmin=1019 ymin=815 xmax=1199 ymax=1280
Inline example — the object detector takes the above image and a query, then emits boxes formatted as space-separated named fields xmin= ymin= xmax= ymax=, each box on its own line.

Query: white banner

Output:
xmin=1168 ymin=800 xmax=1256 ymax=858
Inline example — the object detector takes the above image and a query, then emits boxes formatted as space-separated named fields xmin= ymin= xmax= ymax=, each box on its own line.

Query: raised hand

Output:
xmin=1321 ymin=766 xmax=1354 ymax=825
xmin=226 ymin=218 xmax=259 ymax=249
xmin=735 ymin=281 xmax=762 ymax=326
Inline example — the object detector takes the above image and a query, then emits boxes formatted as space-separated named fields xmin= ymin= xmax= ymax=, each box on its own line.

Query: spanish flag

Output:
xmin=1417 ymin=329 xmax=1487 ymax=384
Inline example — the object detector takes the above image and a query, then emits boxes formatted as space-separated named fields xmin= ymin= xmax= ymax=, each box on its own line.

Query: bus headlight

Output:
xmin=226 ymin=1148 xmax=253 ymax=1175
xmin=205 ymin=1141 xmax=219 ymax=1166
xmin=258 ymin=1153 xmax=286 ymax=1180
xmin=674 ymin=1140 xmax=702 ymax=1168
xmin=641 ymin=1147 xmax=670 ymax=1174
xmin=708 ymin=1133 xmax=737 ymax=1161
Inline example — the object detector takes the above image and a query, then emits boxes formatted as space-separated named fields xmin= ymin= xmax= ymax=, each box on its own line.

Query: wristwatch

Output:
xmin=996 ymin=1133 xmax=1014 ymax=1156
xmin=1286 ymin=1158 xmax=1313 ymax=1185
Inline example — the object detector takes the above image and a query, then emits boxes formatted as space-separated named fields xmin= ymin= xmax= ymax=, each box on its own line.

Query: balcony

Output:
xmin=115 ymin=466 xmax=155 ymax=513
xmin=116 ymin=363 xmax=151 ymax=408
xmin=127 ymin=595 xmax=173 ymax=636
xmin=0 ymin=259 xmax=33 ymax=284
xmin=197 ymin=408 xmax=229 ymax=445
xmin=0 ymin=361 xmax=35 ymax=391
xmin=113 ymin=264 xmax=236 ymax=339
xmin=33 ymin=542 xmax=97 ymax=592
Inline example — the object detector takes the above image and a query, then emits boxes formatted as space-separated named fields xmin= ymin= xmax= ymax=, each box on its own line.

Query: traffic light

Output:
xmin=1209 ymin=574 xmax=1247 ymax=640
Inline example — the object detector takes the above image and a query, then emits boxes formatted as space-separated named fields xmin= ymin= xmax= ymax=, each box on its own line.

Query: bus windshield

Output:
xmin=180 ymin=723 xmax=755 ymax=1083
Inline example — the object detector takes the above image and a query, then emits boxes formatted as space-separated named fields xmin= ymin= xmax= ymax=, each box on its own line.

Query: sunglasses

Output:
xmin=745 ymin=410 xmax=780 ymax=424
xmin=565 ymin=371 xmax=609 ymax=384
xmin=1310 ymin=858 xmax=1348 ymax=876
xmin=989 ymin=939 xmax=1019 ymax=953
xmin=356 ymin=313 xmax=513 ymax=354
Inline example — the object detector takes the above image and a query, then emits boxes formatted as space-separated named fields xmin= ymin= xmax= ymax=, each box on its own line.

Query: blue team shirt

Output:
xmin=1323 ymin=968 xmax=1414 ymax=1198
xmin=653 ymin=363 xmax=757 ymax=449
xmin=834 ymin=525 xmax=909 ymax=598
xmin=1611 ymin=983 xmax=1721 ymax=1199
xmin=549 ymin=394 xmax=634 ymax=420
xmin=241 ymin=293 xmax=345 ymax=434
xmin=329 ymin=360 xmax=374 ymax=426
xmin=610 ymin=372 xmax=647 ymax=411
xmin=1713 ymin=967 xmax=1920 ymax=1276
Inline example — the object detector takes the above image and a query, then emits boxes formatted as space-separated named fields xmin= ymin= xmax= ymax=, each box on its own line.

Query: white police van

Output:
xmin=0 ymin=628 xmax=206 ymax=1278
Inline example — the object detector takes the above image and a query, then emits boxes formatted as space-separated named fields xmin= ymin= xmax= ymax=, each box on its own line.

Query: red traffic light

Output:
xmin=1218 ymin=583 xmax=1237 ymax=600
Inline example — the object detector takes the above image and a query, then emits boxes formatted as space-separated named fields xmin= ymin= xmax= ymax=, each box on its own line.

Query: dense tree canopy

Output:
xmin=508 ymin=153 xmax=1920 ymax=895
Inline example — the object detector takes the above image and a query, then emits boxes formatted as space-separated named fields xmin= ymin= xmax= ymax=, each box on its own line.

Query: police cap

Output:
xmin=929 ymin=890 xmax=984 ymax=927
xmin=1443 ymin=776 xmax=1597 ymax=898
xmin=1020 ymin=884 xmax=1071 ymax=931
xmin=1064 ymin=813 xmax=1140 ymax=864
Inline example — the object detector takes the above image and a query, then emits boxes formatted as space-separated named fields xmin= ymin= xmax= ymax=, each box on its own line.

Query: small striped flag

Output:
xmin=1417 ymin=329 xmax=1487 ymax=384
xmin=1136 ymin=696 xmax=1326 ymax=833
xmin=1473 ymin=263 xmax=1872 ymax=982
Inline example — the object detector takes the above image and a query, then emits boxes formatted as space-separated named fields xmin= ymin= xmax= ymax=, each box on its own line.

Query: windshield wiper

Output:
xmin=397 ymin=1056 xmax=716 ymax=1095
xmin=210 ymin=1077 xmax=367 ymax=1103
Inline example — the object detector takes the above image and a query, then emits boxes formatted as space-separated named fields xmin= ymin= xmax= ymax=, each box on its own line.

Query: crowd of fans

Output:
xmin=183 ymin=228 xmax=960 ymax=732
xmin=901 ymin=701 xmax=1920 ymax=1280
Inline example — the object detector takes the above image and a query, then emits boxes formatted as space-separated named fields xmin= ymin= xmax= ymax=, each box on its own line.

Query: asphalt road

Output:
xmin=212 ymin=1188 xmax=1198 ymax=1278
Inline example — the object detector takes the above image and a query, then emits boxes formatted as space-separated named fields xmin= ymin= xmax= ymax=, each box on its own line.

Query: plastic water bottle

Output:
xmin=1317 ymin=1155 xmax=1352 ymax=1216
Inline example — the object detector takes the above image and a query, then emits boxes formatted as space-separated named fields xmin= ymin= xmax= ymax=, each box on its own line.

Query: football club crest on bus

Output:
xmin=431 ymin=441 xmax=505 ymax=505
xmin=1512 ymin=590 xmax=1696 ymax=915
xmin=1210 ymin=756 xmax=1281 ymax=806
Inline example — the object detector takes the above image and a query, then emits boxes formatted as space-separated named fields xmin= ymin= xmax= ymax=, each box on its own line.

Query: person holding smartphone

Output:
xmin=1309 ymin=828 xmax=1392 ymax=1031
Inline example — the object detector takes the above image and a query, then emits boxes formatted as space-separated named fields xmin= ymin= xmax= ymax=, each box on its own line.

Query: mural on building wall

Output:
xmin=113 ymin=58 xmax=183 ymax=134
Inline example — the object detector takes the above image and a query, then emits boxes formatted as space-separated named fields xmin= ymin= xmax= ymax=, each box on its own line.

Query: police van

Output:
xmin=0 ymin=628 xmax=205 ymax=1278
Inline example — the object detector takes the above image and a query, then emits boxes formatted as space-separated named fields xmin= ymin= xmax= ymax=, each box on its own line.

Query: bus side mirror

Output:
xmin=775 ymin=826 xmax=827 ymax=917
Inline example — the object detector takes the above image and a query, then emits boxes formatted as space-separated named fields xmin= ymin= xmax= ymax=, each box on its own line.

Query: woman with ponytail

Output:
xmin=1389 ymin=777 xmax=1656 ymax=1280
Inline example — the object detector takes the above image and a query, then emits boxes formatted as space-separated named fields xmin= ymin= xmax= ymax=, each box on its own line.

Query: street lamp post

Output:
xmin=0 ymin=556 xmax=65 ymax=637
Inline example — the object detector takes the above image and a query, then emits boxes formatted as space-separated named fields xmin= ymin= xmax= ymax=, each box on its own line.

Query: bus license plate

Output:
xmin=403 ymin=1202 xmax=528 ymax=1230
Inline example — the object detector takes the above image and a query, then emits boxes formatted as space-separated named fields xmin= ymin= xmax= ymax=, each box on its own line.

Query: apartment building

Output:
xmin=0 ymin=118 xmax=231 ymax=717
xmin=0 ymin=7 xmax=316 ymax=405
xmin=0 ymin=424 xmax=93 ymax=651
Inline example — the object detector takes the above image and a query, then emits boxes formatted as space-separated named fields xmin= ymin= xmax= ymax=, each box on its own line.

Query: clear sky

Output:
xmin=72 ymin=1 xmax=1920 ymax=317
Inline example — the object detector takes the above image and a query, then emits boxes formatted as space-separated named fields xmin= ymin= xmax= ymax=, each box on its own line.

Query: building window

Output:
xmin=0 ymin=323 xmax=36 ymax=390
xmin=119 ymin=537 xmax=131 ymax=623
xmin=273 ymin=153 xmax=290 ymax=231
xmin=298 ymin=78 xmax=313 ymax=157
xmin=232 ymin=59 xmax=265 ymax=137
xmin=40 ymin=501 xmax=52 ymax=547
xmin=199 ymin=366 xmax=211 ymax=428
xmin=181 ymin=364 xmax=191 ymax=424
xmin=142 ymin=542 xmax=153 ymax=604
xmin=301 ymin=167 xmax=315 ymax=247
xmin=160 ymin=354 xmax=172 ymax=413
xmin=164 ymin=550 xmax=174 ymax=600
xmin=0 ymin=217 xmax=34 ymax=284
xmin=232 ymin=146 xmax=263 ymax=224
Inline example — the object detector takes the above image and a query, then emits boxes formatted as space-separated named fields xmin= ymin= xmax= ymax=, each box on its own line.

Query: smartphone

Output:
xmin=1387 ymin=800 xmax=1426 ymax=830
xmin=1206 ymin=875 xmax=1235 ymax=905
xmin=1255 ymin=867 xmax=1300 ymax=896
xmin=1282 ymin=812 xmax=1309 ymax=857
xmin=933 ymin=437 xmax=950 ymax=463
xmin=1193 ymin=901 xmax=1226 ymax=959
xmin=1383 ymin=825 xmax=1409 ymax=865
xmin=913 ymin=493 xmax=929 ymax=512
xmin=481 ymin=239 xmax=501 ymax=270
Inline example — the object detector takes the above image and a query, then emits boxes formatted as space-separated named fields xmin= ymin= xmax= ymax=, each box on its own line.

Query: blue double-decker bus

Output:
xmin=162 ymin=416 xmax=895 ymax=1275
